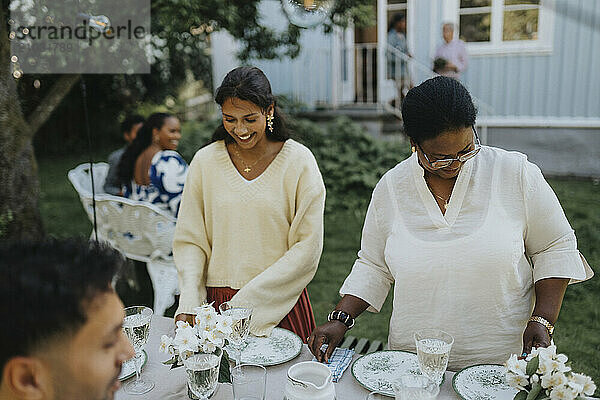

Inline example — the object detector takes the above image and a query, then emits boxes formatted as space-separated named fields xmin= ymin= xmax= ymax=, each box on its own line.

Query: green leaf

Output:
xmin=170 ymin=361 xmax=183 ymax=370
xmin=526 ymin=382 xmax=542 ymax=400
xmin=218 ymin=350 xmax=231 ymax=383
xmin=162 ymin=356 xmax=177 ymax=365
xmin=526 ymin=356 xmax=540 ymax=376
xmin=514 ymin=390 xmax=528 ymax=400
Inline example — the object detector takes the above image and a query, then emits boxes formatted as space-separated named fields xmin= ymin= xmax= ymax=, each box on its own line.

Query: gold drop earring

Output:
xmin=266 ymin=114 xmax=274 ymax=133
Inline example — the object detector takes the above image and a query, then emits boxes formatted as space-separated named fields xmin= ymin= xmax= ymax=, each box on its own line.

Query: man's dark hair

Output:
xmin=401 ymin=76 xmax=477 ymax=143
xmin=120 ymin=114 xmax=145 ymax=134
xmin=0 ymin=238 xmax=125 ymax=374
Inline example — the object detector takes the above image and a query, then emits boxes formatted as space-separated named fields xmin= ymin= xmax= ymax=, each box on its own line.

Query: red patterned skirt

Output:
xmin=206 ymin=287 xmax=315 ymax=343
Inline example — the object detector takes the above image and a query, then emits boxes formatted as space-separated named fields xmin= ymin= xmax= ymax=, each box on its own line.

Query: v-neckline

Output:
xmin=218 ymin=139 xmax=291 ymax=197
xmin=411 ymin=152 xmax=473 ymax=228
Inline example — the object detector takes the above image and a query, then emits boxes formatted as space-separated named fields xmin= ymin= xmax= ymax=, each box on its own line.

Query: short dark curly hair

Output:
xmin=0 ymin=238 xmax=126 ymax=374
xmin=401 ymin=76 xmax=477 ymax=143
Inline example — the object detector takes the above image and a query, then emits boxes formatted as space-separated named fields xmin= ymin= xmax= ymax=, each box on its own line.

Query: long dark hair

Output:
xmin=118 ymin=112 xmax=174 ymax=185
xmin=212 ymin=66 xmax=289 ymax=143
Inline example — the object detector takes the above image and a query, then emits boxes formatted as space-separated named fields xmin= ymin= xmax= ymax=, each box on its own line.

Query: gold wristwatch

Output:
xmin=528 ymin=315 xmax=555 ymax=336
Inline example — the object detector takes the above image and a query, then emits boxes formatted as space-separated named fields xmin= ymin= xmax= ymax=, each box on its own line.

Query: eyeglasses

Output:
xmin=417 ymin=126 xmax=481 ymax=170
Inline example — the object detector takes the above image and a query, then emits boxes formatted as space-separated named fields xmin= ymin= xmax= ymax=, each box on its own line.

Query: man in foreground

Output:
xmin=0 ymin=238 xmax=135 ymax=400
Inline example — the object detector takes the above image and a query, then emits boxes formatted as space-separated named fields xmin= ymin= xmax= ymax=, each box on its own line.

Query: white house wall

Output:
xmin=422 ymin=0 xmax=600 ymax=119
xmin=211 ymin=0 xmax=350 ymax=106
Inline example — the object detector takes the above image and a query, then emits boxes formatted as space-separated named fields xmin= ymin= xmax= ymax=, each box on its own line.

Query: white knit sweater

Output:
xmin=173 ymin=139 xmax=325 ymax=336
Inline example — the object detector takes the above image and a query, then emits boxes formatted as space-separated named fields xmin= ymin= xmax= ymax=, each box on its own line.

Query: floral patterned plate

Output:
xmin=118 ymin=350 xmax=148 ymax=381
xmin=352 ymin=350 xmax=431 ymax=397
xmin=228 ymin=327 xmax=303 ymax=366
xmin=452 ymin=364 xmax=519 ymax=400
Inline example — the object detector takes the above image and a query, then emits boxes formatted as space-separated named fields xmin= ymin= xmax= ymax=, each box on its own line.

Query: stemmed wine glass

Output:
xmin=122 ymin=306 xmax=154 ymax=394
xmin=414 ymin=328 xmax=454 ymax=385
xmin=184 ymin=347 xmax=223 ymax=400
xmin=219 ymin=301 xmax=253 ymax=366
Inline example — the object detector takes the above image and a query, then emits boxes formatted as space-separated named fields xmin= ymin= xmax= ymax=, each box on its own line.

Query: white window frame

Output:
xmin=443 ymin=0 xmax=555 ymax=56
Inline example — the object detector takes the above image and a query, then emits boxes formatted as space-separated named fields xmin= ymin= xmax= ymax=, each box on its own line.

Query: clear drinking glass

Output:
xmin=122 ymin=306 xmax=154 ymax=395
xmin=231 ymin=363 xmax=267 ymax=400
xmin=414 ymin=329 xmax=454 ymax=385
xmin=393 ymin=374 xmax=440 ymax=400
xmin=219 ymin=301 xmax=253 ymax=366
xmin=183 ymin=347 xmax=223 ymax=400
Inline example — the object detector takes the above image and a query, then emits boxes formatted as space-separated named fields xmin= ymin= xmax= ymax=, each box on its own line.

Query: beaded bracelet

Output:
xmin=327 ymin=310 xmax=355 ymax=329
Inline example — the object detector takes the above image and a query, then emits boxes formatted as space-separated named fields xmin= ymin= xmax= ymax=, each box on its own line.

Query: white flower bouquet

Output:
xmin=505 ymin=343 xmax=596 ymax=400
xmin=159 ymin=303 xmax=234 ymax=381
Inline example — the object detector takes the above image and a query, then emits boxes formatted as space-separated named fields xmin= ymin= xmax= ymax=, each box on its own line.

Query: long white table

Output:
xmin=116 ymin=316 xmax=461 ymax=399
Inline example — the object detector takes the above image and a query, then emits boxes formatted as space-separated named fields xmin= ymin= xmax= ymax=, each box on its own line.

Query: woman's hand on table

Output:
xmin=521 ymin=321 xmax=551 ymax=356
xmin=175 ymin=313 xmax=195 ymax=326
xmin=308 ymin=321 xmax=348 ymax=363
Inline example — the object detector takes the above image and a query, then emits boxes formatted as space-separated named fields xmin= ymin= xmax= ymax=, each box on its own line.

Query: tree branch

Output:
xmin=26 ymin=74 xmax=81 ymax=137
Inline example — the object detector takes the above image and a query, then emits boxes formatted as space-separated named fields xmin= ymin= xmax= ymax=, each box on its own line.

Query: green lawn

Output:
xmin=39 ymin=153 xmax=599 ymax=386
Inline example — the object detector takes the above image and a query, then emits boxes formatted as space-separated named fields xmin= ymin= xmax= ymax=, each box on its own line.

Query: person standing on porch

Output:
xmin=434 ymin=23 xmax=468 ymax=79
xmin=173 ymin=66 xmax=325 ymax=342
xmin=387 ymin=13 xmax=411 ymax=100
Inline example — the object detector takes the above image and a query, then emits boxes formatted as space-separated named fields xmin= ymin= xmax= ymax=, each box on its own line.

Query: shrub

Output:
xmin=178 ymin=116 xmax=411 ymax=216
xmin=178 ymin=119 xmax=221 ymax=162
xmin=289 ymin=117 xmax=410 ymax=216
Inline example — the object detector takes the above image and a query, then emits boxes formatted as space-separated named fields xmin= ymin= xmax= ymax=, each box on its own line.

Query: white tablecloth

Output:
xmin=116 ymin=316 xmax=461 ymax=400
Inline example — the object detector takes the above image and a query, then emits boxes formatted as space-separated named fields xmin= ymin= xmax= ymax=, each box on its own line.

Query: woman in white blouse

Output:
xmin=308 ymin=76 xmax=593 ymax=369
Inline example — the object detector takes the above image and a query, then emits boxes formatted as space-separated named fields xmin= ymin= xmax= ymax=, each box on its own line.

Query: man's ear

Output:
xmin=2 ymin=357 xmax=51 ymax=400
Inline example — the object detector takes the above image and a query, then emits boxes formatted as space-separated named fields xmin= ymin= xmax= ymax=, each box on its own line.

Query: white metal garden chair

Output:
xmin=68 ymin=162 xmax=179 ymax=316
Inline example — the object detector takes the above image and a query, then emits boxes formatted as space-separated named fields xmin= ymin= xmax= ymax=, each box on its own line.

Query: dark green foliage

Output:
xmin=514 ymin=391 xmax=528 ymax=400
xmin=218 ymin=350 xmax=231 ymax=383
xmin=177 ymin=116 xmax=411 ymax=216
xmin=289 ymin=117 xmax=410 ymax=215
xmin=178 ymin=119 xmax=221 ymax=162
xmin=526 ymin=382 xmax=542 ymax=400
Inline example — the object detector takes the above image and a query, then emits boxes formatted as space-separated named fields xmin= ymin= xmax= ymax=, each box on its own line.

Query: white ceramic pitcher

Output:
xmin=284 ymin=361 xmax=336 ymax=400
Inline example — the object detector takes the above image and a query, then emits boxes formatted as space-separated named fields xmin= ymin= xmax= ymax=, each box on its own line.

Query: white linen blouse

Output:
xmin=340 ymin=146 xmax=593 ymax=370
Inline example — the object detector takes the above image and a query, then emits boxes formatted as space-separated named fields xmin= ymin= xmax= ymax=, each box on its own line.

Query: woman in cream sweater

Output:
xmin=173 ymin=67 xmax=325 ymax=340
xmin=308 ymin=76 xmax=593 ymax=369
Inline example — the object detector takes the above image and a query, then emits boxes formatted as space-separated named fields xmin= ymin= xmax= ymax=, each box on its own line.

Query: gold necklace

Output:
xmin=425 ymin=178 xmax=451 ymax=211
xmin=232 ymin=144 xmax=269 ymax=174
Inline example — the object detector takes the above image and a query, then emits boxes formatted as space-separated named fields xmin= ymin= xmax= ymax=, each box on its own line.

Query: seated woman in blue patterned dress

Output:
xmin=118 ymin=112 xmax=188 ymax=216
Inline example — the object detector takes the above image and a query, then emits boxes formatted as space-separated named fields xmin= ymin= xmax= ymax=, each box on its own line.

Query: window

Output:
xmin=450 ymin=0 xmax=553 ymax=55
xmin=502 ymin=0 xmax=540 ymax=41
